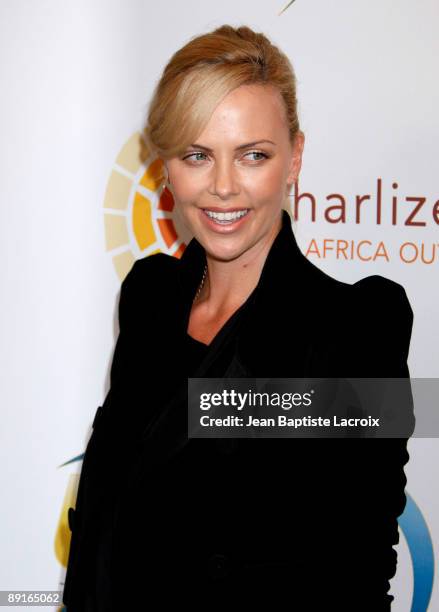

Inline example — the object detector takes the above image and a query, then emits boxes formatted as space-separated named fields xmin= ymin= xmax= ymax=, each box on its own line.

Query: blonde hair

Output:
xmin=141 ymin=24 xmax=300 ymax=162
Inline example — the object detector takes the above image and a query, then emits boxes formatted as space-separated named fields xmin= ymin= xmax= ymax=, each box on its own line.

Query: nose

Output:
xmin=209 ymin=160 xmax=240 ymax=199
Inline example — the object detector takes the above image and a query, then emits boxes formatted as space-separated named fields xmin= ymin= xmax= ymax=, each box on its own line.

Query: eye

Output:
xmin=244 ymin=150 xmax=269 ymax=161
xmin=182 ymin=152 xmax=208 ymax=162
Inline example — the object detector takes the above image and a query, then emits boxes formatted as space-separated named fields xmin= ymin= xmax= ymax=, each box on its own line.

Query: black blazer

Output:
xmin=63 ymin=209 xmax=414 ymax=611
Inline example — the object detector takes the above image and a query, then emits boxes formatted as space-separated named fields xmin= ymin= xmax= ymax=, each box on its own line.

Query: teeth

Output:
xmin=204 ymin=209 xmax=249 ymax=222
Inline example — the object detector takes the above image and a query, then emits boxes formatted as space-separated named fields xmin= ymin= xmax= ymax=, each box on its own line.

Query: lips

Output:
xmin=199 ymin=207 xmax=251 ymax=231
xmin=204 ymin=209 xmax=249 ymax=221
xmin=202 ymin=207 xmax=249 ymax=213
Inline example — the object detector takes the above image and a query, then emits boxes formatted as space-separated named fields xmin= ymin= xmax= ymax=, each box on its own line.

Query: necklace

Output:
xmin=193 ymin=263 xmax=208 ymax=302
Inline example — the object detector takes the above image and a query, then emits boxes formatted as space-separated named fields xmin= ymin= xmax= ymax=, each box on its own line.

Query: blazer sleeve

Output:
xmin=62 ymin=259 xmax=142 ymax=611
xmin=352 ymin=274 xmax=414 ymax=377
xmin=337 ymin=274 xmax=415 ymax=605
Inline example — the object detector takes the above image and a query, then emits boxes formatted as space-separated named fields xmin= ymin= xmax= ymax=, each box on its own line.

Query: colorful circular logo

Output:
xmin=102 ymin=132 xmax=192 ymax=281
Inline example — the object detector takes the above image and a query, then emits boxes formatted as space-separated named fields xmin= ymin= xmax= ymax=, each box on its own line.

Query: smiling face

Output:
xmin=165 ymin=83 xmax=304 ymax=263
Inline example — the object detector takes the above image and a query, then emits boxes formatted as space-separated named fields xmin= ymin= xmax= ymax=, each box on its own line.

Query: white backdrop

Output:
xmin=0 ymin=1 xmax=437 ymax=610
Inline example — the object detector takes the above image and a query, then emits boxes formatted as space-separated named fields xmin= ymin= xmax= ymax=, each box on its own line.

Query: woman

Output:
xmin=63 ymin=25 xmax=414 ymax=611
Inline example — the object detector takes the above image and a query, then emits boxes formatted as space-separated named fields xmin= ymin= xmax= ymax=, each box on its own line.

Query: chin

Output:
xmin=202 ymin=241 xmax=249 ymax=263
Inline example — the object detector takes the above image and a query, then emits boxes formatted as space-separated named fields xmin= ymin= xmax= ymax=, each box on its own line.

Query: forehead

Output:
xmin=198 ymin=84 xmax=288 ymax=144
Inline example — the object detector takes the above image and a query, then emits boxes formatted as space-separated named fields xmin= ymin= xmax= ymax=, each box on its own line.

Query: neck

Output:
xmin=196 ymin=211 xmax=282 ymax=316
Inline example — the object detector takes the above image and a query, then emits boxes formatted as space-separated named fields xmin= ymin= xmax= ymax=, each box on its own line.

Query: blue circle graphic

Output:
xmin=398 ymin=492 xmax=435 ymax=611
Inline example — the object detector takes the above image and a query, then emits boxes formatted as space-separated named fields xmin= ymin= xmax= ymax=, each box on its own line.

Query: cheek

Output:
xmin=244 ymin=164 xmax=285 ymax=201
xmin=170 ymin=172 xmax=203 ymax=204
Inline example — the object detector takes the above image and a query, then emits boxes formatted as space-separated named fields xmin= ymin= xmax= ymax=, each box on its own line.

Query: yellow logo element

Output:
xmin=54 ymin=473 xmax=79 ymax=568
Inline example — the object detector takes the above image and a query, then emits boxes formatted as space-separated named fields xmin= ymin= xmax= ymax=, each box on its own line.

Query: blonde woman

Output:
xmin=63 ymin=24 xmax=414 ymax=611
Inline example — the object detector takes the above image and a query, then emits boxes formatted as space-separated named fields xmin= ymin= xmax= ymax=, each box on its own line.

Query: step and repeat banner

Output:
xmin=1 ymin=1 xmax=437 ymax=610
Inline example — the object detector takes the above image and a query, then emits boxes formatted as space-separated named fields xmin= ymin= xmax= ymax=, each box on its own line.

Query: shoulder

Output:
xmin=120 ymin=252 xmax=181 ymax=302
xmin=307 ymin=270 xmax=414 ymax=375
xmin=117 ymin=253 xmax=180 ymax=325
xmin=312 ymin=267 xmax=414 ymax=326
xmin=351 ymin=274 xmax=413 ymax=327
xmin=349 ymin=274 xmax=414 ymax=369
xmin=353 ymin=273 xmax=410 ymax=299
xmin=123 ymin=252 xmax=179 ymax=289
xmin=302 ymin=259 xmax=413 ymax=321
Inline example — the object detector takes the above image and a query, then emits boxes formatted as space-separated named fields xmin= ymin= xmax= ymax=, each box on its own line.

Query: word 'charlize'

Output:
xmin=293 ymin=178 xmax=439 ymax=227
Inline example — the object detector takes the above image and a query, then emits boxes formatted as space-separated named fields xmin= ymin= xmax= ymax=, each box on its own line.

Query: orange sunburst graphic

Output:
xmin=103 ymin=132 xmax=192 ymax=281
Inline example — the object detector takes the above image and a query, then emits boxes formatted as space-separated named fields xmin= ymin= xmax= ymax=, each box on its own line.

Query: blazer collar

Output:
xmin=177 ymin=208 xmax=309 ymax=309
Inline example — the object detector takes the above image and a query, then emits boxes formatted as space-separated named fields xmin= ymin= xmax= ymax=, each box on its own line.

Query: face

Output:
xmin=165 ymin=83 xmax=304 ymax=263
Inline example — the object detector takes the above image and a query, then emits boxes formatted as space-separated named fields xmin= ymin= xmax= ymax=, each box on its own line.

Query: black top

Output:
xmin=185 ymin=332 xmax=209 ymax=376
xmin=183 ymin=291 xmax=256 ymax=378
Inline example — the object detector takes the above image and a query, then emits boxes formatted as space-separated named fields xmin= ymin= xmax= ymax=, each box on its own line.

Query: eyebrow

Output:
xmin=188 ymin=139 xmax=276 ymax=152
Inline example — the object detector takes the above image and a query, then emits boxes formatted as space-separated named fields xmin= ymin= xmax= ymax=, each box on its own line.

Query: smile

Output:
xmin=203 ymin=209 xmax=250 ymax=224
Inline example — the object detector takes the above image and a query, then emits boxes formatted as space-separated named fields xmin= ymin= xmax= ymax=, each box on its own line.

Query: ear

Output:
xmin=286 ymin=130 xmax=305 ymax=187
